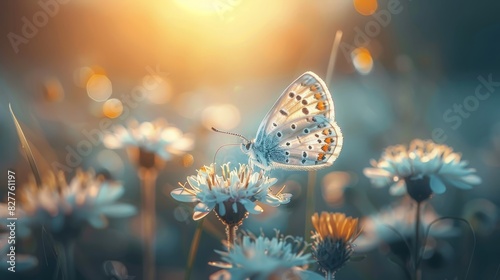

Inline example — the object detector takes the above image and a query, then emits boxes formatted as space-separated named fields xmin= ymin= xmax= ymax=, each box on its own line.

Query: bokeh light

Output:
xmin=86 ymin=74 xmax=113 ymax=102
xmin=322 ymin=171 xmax=352 ymax=206
xmin=102 ymin=98 xmax=124 ymax=119
xmin=353 ymin=0 xmax=378 ymax=16
xmin=42 ymin=78 xmax=64 ymax=102
xmin=351 ymin=47 xmax=374 ymax=75
xmin=201 ymin=104 xmax=240 ymax=131
xmin=181 ymin=153 xmax=194 ymax=167
xmin=144 ymin=75 xmax=173 ymax=105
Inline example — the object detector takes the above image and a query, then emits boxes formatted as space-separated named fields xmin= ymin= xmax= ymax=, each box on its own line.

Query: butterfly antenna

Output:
xmin=213 ymin=143 xmax=240 ymax=164
xmin=211 ymin=127 xmax=250 ymax=143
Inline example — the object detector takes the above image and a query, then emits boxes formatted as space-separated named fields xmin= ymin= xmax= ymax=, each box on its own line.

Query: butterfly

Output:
xmin=213 ymin=71 xmax=343 ymax=171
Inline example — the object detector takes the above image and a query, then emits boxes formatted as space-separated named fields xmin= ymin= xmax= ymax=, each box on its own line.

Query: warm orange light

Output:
xmin=182 ymin=154 xmax=194 ymax=167
xmin=102 ymin=98 xmax=123 ymax=118
xmin=201 ymin=104 xmax=240 ymax=131
xmin=144 ymin=75 xmax=172 ymax=105
xmin=87 ymin=74 xmax=112 ymax=102
xmin=322 ymin=171 xmax=351 ymax=205
xmin=351 ymin=47 xmax=374 ymax=75
xmin=174 ymin=0 xmax=215 ymax=14
xmin=353 ymin=0 xmax=378 ymax=16
xmin=42 ymin=78 xmax=64 ymax=102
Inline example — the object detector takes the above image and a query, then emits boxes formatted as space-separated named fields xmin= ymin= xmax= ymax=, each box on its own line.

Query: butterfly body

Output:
xmin=241 ymin=71 xmax=343 ymax=171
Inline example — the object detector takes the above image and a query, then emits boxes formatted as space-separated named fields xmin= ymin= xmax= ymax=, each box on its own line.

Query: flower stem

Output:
xmin=326 ymin=30 xmax=343 ymax=85
xmin=57 ymin=241 xmax=75 ymax=280
xmin=305 ymin=170 xmax=317 ymax=238
xmin=226 ymin=224 xmax=238 ymax=249
xmin=140 ymin=168 xmax=158 ymax=280
xmin=326 ymin=271 xmax=335 ymax=280
xmin=414 ymin=201 xmax=422 ymax=280
xmin=185 ymin=219 xmax=204 ymax=280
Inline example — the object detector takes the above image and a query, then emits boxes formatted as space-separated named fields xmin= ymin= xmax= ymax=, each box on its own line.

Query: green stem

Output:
xmin=140 ymin=168 xmax=158 ymax=280
xmin=57 ymin=241 xmax=75 ymax=280
xmin=325 ymin=30 xmax=343 ymax=85
xmin=305 ymin=171 xmax=317 ymax=239
xmin=326 ymin=271 xmax=335 ymax=280
xmin=414 ymin=202 xmax=421 ymax=280
xmin=226 ymin=224 xmax=238 ymax=249
xmin=185 ymin=219 xmax=205 ymax=280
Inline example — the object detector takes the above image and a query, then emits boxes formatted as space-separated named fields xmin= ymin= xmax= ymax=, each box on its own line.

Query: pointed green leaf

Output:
xmin=9 ymin=104 xmax=42 ymax=187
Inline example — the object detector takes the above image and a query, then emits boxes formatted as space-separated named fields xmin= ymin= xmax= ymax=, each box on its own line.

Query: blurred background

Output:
xmin=1 ymin=0 xmax=499 ymax=279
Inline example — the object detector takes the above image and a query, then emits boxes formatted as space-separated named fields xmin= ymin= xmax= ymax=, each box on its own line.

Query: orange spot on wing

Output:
xmin=314 ymin=93 xmax=322 ymax=100
xmin=316 ymin=101 xmax=326 ymax=111
xmin=321 ymin=145 xmax=329 ymax=152
xmin=325 ymin=137 xmax=333 ymax=144
xmin=322 ymin=129 xmax=332 ymax=135
xmin=317 ymin=153 xmax=325 ymax=161
xmin=310 ymin=85 xmax=318 ymax=91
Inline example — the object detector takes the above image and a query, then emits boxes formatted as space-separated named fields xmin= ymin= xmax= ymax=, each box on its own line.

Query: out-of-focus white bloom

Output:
xmin=356 ymin=198 xmax=457 ymax=252
xmin=364 ymin=139 xmax=481 ymax=197
xmin=1 ymin=170 xmax=136 ymax=239
xmin=171 ymin=163 xmax=291 ymax=222
xmin=210 ymin=232 xmax=321 ymax=280
xmin=103 ymin=119 xmax=193 ymax=161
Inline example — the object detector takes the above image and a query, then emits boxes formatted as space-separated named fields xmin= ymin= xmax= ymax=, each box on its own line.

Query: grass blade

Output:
xmin=9 ymin=103 xmax=42 ymax=187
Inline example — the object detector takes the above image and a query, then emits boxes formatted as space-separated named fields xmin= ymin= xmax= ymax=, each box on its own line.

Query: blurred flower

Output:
xmin=210 ymin=231 xmax=320 ymax=280
xmin=4 ymin=170 xmax=136 ymax=242
xmin=104 ymin=119 xmax=194 ymax=169
xmin=364 ymin=139 xmax=481 ymax=201
xmin=311 ymin=212 xmax=361 ymax=278
xmin=463 ymin=198 xmax=498 ymax=236
xmin=103 ymin=260 xmax=135 ymax=280
xmin=356 ymin=198 xmax=457 ymax=253
xmin=171 ymin=163 xmax=291 ymax=225
xmin=0 ymin=233 xmax=37 ymax=272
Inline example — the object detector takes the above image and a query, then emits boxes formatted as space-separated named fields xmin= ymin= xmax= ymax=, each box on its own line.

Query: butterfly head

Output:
xmin=240 ymin=141 xmax=253 ymax=154
xmin=211 ymin=127 xmax=261 ymax=163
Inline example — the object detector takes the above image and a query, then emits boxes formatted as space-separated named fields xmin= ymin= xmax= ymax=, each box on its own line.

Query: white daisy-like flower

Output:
xmin=170 ymin=163 xmax=291 ymax=223
xmin=363 ymin=139 xmax=481 ymax=200
xmin=209 ymin=232 xmax=322 ymax=280
xmin=0 ymin=233 xmax=37 ymax=272
xmin=103 ymin=119 xmax=193 ymax=164
xmin=356 ymin=198 xmax=457 ymax=252
xmin=1 ymin=170 xmax=136 ymax=240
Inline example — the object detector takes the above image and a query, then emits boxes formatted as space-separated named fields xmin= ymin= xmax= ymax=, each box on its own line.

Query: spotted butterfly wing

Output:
xmin=248 ymin=71 xmax=343 ymax=170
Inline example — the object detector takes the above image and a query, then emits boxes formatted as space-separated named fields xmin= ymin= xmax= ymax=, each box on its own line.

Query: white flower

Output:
xmin=103 ymin=119 xmax=193 ymax=161
xmin=171 ymin=163 xmax=291 ymax=221
xmin=363 ymin=139 xmax=481 ymax=196
xmin=1 ymin=170 xmax=136 ymax=238
xmin=210 ymin=232 xmax=321 ymax=280
xmin=355 ymin=198 xmax=458 ymax=252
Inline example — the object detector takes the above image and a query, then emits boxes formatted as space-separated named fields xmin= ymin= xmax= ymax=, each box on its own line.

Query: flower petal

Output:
xmin=88 ymin=215 xmax=108 ymax=228
xmin=430 ymin=175 xmax=446 ymax=194
xmin=389 ymin=180 xmax=406 ymax=196
xmin=99 ymin=204 xmax=137 ymax=217
xmin=170 ymin=188 xmax=198 ymax=202
xmin=193 ymin=211 xmax=210 ymax=220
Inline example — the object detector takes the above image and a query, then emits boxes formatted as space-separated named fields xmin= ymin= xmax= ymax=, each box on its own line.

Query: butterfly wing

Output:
xmin=253 ymin=71 xmax=343 ymax=170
